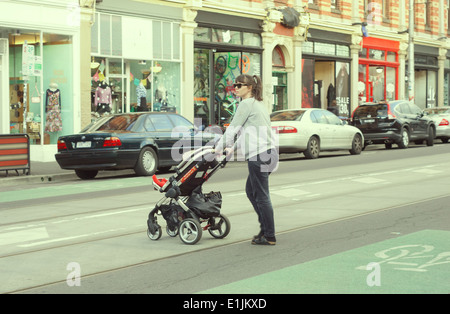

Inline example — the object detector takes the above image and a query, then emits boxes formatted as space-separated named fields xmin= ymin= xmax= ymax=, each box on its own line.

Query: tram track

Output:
xmin=8 ymin=192 xmax=450 ymax=294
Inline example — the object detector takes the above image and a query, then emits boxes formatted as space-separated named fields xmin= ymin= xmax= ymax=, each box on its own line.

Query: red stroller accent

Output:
xmin=147 ymin=146 xmax=231 ymax=245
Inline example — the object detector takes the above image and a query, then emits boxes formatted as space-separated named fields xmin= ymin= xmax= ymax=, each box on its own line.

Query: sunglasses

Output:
xmin=233 ymin=83 xmax=249 ymax=89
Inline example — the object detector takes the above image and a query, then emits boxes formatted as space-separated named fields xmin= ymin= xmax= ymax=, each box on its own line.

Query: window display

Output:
xmin=8 ymin=31 xmax=73 ymax=145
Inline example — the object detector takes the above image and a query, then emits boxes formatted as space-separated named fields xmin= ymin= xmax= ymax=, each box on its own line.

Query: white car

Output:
xmin=271 ymin=108 xmax=364 ymax=159
xmin=423 ymin=107 xmax=450 ymax=143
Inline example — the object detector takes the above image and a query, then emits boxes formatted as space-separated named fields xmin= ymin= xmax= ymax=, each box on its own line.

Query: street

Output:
xmin=0 ymin=143 xmax=449 ymax=295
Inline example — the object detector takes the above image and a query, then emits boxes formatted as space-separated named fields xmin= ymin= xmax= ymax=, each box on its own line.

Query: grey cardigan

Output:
xmin=216 ymin=97 xmax=276 ymax=160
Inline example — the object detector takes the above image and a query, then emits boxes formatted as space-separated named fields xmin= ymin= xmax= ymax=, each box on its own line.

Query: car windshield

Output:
xmin=354 ymin=104 xmax=389 ymax=118
xmin=424 ymin=108 xmax=450 ymax=115
xmin=96 ymin=114 xmax=140 ymax=131
xmin=271 ymin=110 xmax=306 ymax=121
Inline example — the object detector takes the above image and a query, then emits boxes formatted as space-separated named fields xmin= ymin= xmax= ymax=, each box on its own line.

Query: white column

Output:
xmin=180 ymin=6 xmax=199 ymax=123
xmin=79 ymin=6 xmax=94 ymax=129
xmin=438 ymin=48 xmax=447 ymax=107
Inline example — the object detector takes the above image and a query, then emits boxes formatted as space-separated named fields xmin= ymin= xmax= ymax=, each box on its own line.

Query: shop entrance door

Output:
xmin=213 ymin=52 xmax=241 ymax=128
xmin=369 ymin=65 xmax=385 ymax=102
xmin=272 ymin=71 xmax=287 ymax=112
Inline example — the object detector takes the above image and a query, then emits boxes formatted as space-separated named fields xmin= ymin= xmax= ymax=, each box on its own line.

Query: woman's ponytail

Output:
xmin=235 ymin=74 xmax=263 ymax=101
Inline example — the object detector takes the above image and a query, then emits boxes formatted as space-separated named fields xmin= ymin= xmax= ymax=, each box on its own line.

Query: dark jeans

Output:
xmin=245 ymin=150 xmax=278 ymax=240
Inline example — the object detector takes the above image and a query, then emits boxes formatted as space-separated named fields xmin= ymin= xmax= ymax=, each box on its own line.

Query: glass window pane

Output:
xmin=244 ymin=52 xmax=261 ymax=76
xmin=194 ymin=27 xmax=210 ymax=41
xmin=153 ymin=61 xmax=180 ymax=113
xmin=336 ymin=45 xmax=349 ymax=57
xmin=100 ymin=14 xmax=111 ymax=55
xmin=91 ymin=13 xmax=99 ymax=53
xmin=387 ymin=51 xmax=396 ymax=62
xmin=243 ymin=32 xmax=261 ymax=47
xmin=386 ymin=67 xmax=396 ymax=101
xmin=370 ymin=49 xmax=385 ymax=60
xmin=359 ymin=48 xmax=367 ymax=58
xmin=212 ymin=29 xmax=240 ymax=44
xmin=336 ymin=62 xmax=350 ymax=117
xmin=323 ymin=110 xmax=342 ymax=125
xmin=153 ymin=20 xmax=162 ymax=59
xmin=163 ymin=22 xmax=172 ymax=60
xmin=194 ymin=48 xmax=210 ymax=128
xmin=148 ymin=114 xmax=173 ymax=131
xmin=173 ymin=24 xmax=180 ymax=60
xmin=111 ymin=15 xmax=122 ymax=56
xmin=303 ymin=41 xmax=313 ymax=54
xmin=427 ymin=71 xmax=437 ymax=108
xmin=314 ymin=42 xmax=335 ymax=55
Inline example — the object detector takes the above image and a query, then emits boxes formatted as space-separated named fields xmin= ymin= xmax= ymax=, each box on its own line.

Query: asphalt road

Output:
xmin=1 ymin=142 xmax=449 ymax=295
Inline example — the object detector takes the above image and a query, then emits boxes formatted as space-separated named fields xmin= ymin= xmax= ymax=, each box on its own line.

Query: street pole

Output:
xmin=408 ymin=0 xmax=415 ymax=103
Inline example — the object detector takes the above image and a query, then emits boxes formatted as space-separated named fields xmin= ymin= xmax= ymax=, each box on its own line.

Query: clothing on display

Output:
xmin=45 ymin=84 xmax=63 ymax=133
xmin=136 ymin=83 xmax=147 ymax=111
xmin=95 ymin=81 xmax=112 ymax=113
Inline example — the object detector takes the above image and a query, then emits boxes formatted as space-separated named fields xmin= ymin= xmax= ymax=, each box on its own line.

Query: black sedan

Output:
xmin=351 ymin=101 xmax=435 ymax=149
xmin=55 ymin=112 xmax=216 ymax=179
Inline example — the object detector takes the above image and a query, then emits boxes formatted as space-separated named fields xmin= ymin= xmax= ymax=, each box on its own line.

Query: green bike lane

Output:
xmin=201 ymin=230 xmax=450 ymax=294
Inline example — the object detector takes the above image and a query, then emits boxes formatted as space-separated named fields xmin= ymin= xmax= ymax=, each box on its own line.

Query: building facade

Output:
xmin=1 ymin=0 xmax=449 ymax=161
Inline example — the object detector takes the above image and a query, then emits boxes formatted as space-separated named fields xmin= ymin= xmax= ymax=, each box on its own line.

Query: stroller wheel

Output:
xmin=179 ymin=218 xmax=202 ymax=245
xmin=147 ymin=226 xmax=162 ymax=241
xmin=208 ymin=214 xmax=231 ymax=239
xmin=166 ymin=225 xmax=179 ymax=237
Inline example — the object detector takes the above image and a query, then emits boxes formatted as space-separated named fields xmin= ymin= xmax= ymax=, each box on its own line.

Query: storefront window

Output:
xmin=335 ymin=62 xmax=350 ymax=117
xmin=415 ymin=69 xmax=437 ymax=109
xmin=359 ymin=38 xmax=399 ymax=103
xmin=153 ymin=61 xmax=181 ymax=112
xmin=194 ymin=25 xmax=262 ymax=128
xmin=128 ymin=60 xmax=180 ymax=113
xmin=386 ymin=67 xmax=396 ymax=101
xmin=212 ymin=29 xmax=241 ymax=45
xmin=243 ymin=33 xmax=261 ymax=47
xmin=194 ymin=49 xmax=210 ymax=129
xmin=9 ymin=31 xmax=73 ymax=145
xmin=302 ymin=59 xmax=315 ymax=108
xmin=195 ymin=27 xmax=210 ymax=41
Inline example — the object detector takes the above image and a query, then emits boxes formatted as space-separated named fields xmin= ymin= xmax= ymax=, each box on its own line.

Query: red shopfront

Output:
xmin=358 ymin=37 xmax=400 ymax=103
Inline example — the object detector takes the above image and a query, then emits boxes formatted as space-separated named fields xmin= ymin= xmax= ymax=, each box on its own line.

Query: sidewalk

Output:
xmin=0 ymin=160 xmax=76 ymax=186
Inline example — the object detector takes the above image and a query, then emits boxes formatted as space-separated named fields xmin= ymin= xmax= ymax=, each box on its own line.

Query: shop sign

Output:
xmin=22 ymin=42 xmax=35 ymax=77
xmin=21 ymin=42 xmax=42 ymax=77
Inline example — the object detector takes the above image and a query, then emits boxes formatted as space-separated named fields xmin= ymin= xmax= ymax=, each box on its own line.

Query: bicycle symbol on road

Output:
xmin=357 ymin=244 xmax=450 ymax=272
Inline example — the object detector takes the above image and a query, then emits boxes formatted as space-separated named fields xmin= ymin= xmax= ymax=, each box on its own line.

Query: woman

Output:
xmin=216 ymin=74 xmax=278 ymax=245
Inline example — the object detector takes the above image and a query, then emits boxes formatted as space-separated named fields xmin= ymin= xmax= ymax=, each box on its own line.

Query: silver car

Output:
xmin=424 ymin=107 xmax=450 ymax=143
xmin=271 ymin=109 xmax=364 ymax=159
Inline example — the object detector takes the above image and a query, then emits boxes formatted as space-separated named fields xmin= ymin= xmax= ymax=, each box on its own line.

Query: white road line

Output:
xmin=17 ymin=228 xmax=127 ymax=248
xmin=0 ymin=228 xmax=49 ymax=246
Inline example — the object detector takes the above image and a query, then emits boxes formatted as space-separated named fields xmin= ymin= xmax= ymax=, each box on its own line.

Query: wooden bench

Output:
xmin=0 ymin=134 xmax=31 ymax=176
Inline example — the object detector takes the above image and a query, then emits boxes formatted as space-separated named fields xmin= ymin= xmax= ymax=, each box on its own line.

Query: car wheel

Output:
xmin=75 ymin=169 xmax=98 ymax=180
xmin=134 ymin=146 xmax=158 ymax=176
xmin=397 ymin=128 xmax=409 ymax=149
xmin=426 ymin=127 xmax=434 ymax=146
xmin=304 ymin=136 xmax=320 ymax=159
xmin=349 ymin=134 xmax=363 ymax=155
xmin=442 ymin=138 xmax=449 ymax=143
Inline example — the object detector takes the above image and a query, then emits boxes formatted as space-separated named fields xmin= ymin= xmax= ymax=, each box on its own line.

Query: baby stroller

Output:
xmin=147 ymin=146 xmax=231 ymax=245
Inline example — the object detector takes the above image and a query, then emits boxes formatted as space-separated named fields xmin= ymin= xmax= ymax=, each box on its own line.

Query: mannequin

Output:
xmin=95 ymin=81 xmax=112 ymax=113
xmin=136 ymin=82 xmax=147 ymax=112
xmin=45 ymin=83 xmax=63 ymax=132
